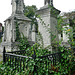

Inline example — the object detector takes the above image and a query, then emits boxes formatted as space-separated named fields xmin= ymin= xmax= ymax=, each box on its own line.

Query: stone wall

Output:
xmin=36 ymin=5 xmax=60 ymax=50
xmin=50 ymin=16 xmax=59 ymax=43
xmin=37 ymin=7 xmax=51 ymax=48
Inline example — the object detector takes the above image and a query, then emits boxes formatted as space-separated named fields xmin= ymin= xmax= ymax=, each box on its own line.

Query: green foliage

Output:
xmin=56 ymin=47 xmax=74 ymax=75
xmin=57 ymin=16 xmax=64 ymax=33
xmin=15 ymin=21 xmax=30 ymax=50
xmin=49 ymin=5 xmax=60 ymax=18
xmin=36 ymin=10 xmax=75 ymax=75
xmin=0 ymin=46 xmax=74 ymax=75
xmin=24 ymin=5 xmax=38 ymax=32
xmin=15 ymin=21 xmax=20 ymax=41
xmin=24 ymin=5 xmax=37 ymax=19
xmin=0 ymin=63 xmax=26 ymax=75
xmin=36 ymin=32 xmax=44 ymax=48
xmin=18 ymin=33 xmax=30 ymax=50
xmin=1 ymin=5 xmax=75 ymax=75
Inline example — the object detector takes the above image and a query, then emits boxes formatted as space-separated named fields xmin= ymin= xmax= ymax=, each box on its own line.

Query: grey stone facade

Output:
xmin=1 ymin=0 xmax=60 ymax=51
xmin=36 ymin=5 xmax=60 ymax=50
xmin=1 ymin=0 xmax=31 ymax=51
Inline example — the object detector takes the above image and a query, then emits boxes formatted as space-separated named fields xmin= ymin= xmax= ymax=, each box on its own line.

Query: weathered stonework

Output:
xmin=1 ymin=0 xmax=61 ymax=51
xmin=1 ymin=0 xmax=31 ymax=51
xmin=36 ymin=5 xmax=60 ymax=50
xmin=44 ymin=0 xmax=53 ymax=6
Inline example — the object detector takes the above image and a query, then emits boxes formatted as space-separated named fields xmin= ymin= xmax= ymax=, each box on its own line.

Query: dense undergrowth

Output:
xmin=0 ymin=5 xmax=75 ymax=75
xmin=0 ymin=45 xmax=75 ymax=75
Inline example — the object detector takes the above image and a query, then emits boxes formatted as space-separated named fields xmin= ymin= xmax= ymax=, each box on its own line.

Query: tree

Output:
xmin=24 ymin=5 xmax=37 ymax=18
xmin=24 ymin=5 xmax=38 ymax=32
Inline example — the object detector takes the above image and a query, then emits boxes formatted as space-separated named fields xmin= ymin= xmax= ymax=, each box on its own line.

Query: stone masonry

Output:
xmin=1 ymin=0 xmax=60 ymax=51
xmin=36 ymin=0 xmax=60 ymax=50
xmin=1 ymin=0 xmax=31 ymax=51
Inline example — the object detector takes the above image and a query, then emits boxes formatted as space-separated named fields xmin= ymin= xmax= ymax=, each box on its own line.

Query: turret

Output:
xmin=44 ymin=0 xmax=53 ymax=6
xmin=11 ymin=0 xmax=24 ymax=15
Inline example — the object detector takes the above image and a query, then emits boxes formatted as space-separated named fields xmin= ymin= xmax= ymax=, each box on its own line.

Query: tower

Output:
xmin=36 ymin=0 xmax=60 ymax=50
xmin=44 ymin=0 xmax=53 ymax=6
xmin=2 ymin=0 xmax=31 ymax=51
xmin=11 ymin=0 xmax=24 ymax=15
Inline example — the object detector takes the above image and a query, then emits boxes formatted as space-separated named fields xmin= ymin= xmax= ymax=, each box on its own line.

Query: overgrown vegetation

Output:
xmin=0 ymin=46 xmax=74 ymax=75
xmin=24 ymin=5 xmax=38 ymax=32
xmin=15 ymin=21 xmax=30 ymax=50
xmin=0 ymin=5 xmax=75 ymax=75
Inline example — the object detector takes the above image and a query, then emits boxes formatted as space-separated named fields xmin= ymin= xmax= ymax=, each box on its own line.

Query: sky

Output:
xmin=0 ymin=0 xmax=75 ymax=24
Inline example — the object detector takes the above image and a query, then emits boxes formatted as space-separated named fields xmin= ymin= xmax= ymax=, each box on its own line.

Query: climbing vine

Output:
xmin=15 ymin=21 xmax=30 ymax=50
xmin=15 ymin=21 xmax=20 ymax=41
xmin=0 ymin=5 xmax=74 ymax=75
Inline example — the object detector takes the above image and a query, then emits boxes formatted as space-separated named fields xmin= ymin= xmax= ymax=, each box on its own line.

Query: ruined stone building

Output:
xmin=37 ymin=0 xmax=60 ymax=50
xmin=1 ymin=0 xmax=60 ymax=51
xmin=1 ymin=0 xmax=31 ymax=51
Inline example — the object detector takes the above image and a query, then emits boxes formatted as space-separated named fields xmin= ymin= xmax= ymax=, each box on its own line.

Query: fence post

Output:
xmin=73 ymin=47 xmax=75 ymax=55
xmin=3 ymin=47 xmax=6 ymax=63
xmin=32 ymin=49 xmax=37 ymax=74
